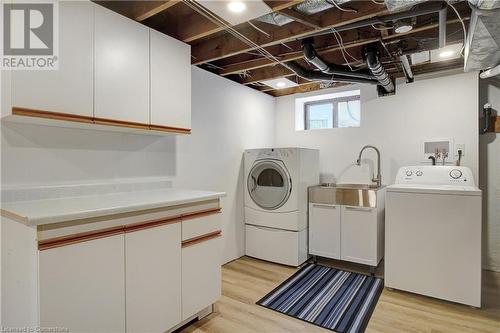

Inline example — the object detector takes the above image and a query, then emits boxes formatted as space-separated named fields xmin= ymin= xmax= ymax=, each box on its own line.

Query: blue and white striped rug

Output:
xmin=257 ymin=263 xmax=383 ymax=333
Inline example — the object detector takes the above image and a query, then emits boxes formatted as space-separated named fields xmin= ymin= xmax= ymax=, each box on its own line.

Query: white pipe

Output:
xmin=438 ymin=7 xmax=447 ymax=48
xmin=480 ymin=64 xmax=500 ymax=78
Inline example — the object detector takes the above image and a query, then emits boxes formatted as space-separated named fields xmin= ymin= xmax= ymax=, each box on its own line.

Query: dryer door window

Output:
xmin=248 ymin=160 xmax=291 ymax=210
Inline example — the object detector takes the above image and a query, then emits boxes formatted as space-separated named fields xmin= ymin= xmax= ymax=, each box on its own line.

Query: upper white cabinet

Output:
xmin=11 ymin=1 xmax=93 ymax=117
xmin=150 ymin=29 xmax=191 ymax=129
xmin=125 ymin=223 xmax=182 ymax=333
xmin=39 ymin=235 xmax=126 ymax=333
xmin=94 ymin=5 xmax=149 ymax=123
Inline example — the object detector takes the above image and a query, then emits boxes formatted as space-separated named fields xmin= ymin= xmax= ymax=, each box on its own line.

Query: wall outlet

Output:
xmin=455 ymin=143 xmax=465 ymax=157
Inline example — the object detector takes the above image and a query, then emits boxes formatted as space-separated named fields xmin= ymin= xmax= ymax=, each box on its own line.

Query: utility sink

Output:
xmin=309 ymin=183 xmax=385 ymax=208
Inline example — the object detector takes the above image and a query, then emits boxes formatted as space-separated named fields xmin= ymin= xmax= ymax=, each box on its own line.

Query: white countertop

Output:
xmin=1 ymin=188 xmax=225 ymax=226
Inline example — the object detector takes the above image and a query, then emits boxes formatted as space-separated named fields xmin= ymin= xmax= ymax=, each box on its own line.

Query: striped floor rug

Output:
xmin=257 ymin=264 xmax=383 ymax=333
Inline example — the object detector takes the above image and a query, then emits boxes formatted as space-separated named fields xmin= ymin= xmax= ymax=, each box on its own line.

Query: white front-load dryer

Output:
xmin=244 ymin=148 xmax=319 ymax=266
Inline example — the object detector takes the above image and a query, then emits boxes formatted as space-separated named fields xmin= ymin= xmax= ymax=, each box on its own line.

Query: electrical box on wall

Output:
xmin=422 ymin=139 xmax=453 ymax=164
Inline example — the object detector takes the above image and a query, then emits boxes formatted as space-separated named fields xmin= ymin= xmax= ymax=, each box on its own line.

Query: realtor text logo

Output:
xmin=1 ymin=0 xmax=58 ymax=70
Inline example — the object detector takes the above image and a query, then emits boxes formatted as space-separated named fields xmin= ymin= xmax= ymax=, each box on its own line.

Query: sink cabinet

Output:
xmin=308 ymin=189 xmax=385 ymax=267
xmin=309 ymin=203 xmax=341 ymax=260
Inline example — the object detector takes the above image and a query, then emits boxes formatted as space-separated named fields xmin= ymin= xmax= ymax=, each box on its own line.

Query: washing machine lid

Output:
xmin=387 ymin=183 xmax=481 ymax=196
xmin=247 ymin=159 xmax=291 ymax=210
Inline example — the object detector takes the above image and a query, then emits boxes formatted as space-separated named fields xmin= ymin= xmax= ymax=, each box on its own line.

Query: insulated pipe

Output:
xmin=301 ymin=40 xmax=376 ymax=80
xmin=439 ymin=6 xmax=447 ymax=48
xmin=307 ymin=2 xmax=447 ymax=38
xmin=285 ymin=62 xmax=379 ymax=85
xmin=400 ymin=54 xmax=414 ymax=82
xmin=365 ymin=50 xmax=395 ymax=93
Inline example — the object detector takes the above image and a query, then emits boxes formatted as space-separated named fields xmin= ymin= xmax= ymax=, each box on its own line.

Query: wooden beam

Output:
xmin=135 ymin=0 xmax=181 ymax=21
xmin=241 ymin=66 xmax=294 ymax=84
xmin=264 ymin=0 xmax=306 ymax=12
xmin=218 ymin=17 xmax=468 ymax=76
xmin=184 ymin=0 xmax=306 ymax=43
xmin=278 ymin=8 xmax=321 ymax=29
xmin=191 ymin=2 xmax=388 ymax=65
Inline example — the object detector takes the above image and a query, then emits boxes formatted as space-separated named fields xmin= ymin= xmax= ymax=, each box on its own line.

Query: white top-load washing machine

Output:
xmin=244 ymin=148 xmax=319 ymax=266
xmin=385 ymin=166 xmax=482 ymax=307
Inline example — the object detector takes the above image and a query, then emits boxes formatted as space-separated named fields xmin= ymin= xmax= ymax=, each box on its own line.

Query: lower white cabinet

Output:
xmin=309 ymin=203 xmax=341 ymax=259
xmin=37 ymin=206 xmax=222 ymax=333
xmin=39 ymin=234 xmax=126 ymax=333
xmin=182 ymin=236 xmax=222 ymax=321
xmin=125 ymin=223 xmax=181 ymax=333
xmin=308 ymin=198 xmax=384 ymax=267
xmin=341 ymin=206 xmax=379 ymax=266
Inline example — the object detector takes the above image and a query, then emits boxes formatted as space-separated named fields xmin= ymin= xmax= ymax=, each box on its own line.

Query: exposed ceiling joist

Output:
xmin=218 ymin=17 xmax=468 ymax=77
xmin=191 ymin=2 xmax=388 ymax=65
xmin=278 ymin=8 xmax=322 ymax=29
xmin=136 ymin=0 xmax=181 ymax=21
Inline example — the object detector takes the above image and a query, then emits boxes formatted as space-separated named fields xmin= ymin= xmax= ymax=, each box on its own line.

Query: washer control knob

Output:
xmin=406 ymin=170 xmax=413 ymax=176
xmin=416 ymin=170 xmax=423 ymax=176
xmin=450 ymin=169 xmax=462 ymax=179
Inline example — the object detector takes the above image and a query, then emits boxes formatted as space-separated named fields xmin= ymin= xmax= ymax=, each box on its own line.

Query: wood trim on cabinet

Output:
xmin=150 ymin=124 xmax=191 ymax=134
xmin=38 ymin=225 xmax=126 ymax=251
xmin=181 ymin=208 xmax=221 ymax=221
xmin=12 ymin=107 xmax=94 ymax=124
xmin=10 ymin=107 xmax=191 ymax=135
xmin=181 ymin=230 xmax=222 ymax=248
xmin=125 ymin=216 xmax=181 ymax=233
xmin=38 ymin=207 xmax=222 ymax=250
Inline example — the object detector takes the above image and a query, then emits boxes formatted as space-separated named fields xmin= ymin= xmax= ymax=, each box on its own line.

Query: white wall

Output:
xmin=172 ymin=68 xmax=275 ymax=263
xmin=0 ymin=67 xmax=275 ymax=264
xmin=479 ymin=77 xmax=500 ymax=272
xmin=274 ymin=71 xmax=479 ymax=186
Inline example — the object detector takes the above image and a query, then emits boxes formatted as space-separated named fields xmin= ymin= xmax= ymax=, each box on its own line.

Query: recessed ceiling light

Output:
xmin=394 ymin=21 xmax=413 ymax=34
xmin=260 ymin=78 xmax=298 ymax=90
xmin=227 ymin=1 xmax=246 ymax=13
xmin=439 ymin=50 xmax=455 ymax=58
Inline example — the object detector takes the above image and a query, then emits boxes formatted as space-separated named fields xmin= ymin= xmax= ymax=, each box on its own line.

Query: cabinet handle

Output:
xmin=311 ymin=203 xmax=337 ymax=208
xmin=345 ymin=206 xmax=374 ymax=212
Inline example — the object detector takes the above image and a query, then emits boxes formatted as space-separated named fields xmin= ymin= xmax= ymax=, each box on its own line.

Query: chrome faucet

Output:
xmin=356 ymin=145 xmax=382 ymax=188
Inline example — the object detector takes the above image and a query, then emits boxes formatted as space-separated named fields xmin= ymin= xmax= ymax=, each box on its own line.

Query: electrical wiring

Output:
xmin=446 ymin=0 xmax=467 ymax=55
xmin=331 ymin=27 xmax=364 ymax=69
xmin=182 ymin=0 xmax=284 ymax=68
xmin=248 ymin=21 xmax=271 ymax=38
xmin=326 ymin=0 xmax=358 ymax=13
xmin=371 ymin=0 xmax=385 ymax=4
xmin=371 ymin=24 xmax=394 ymax=31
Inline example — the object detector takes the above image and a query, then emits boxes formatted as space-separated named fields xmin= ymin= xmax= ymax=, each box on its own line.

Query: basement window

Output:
xmin=296 ymin=90 xmax=361 ymax=130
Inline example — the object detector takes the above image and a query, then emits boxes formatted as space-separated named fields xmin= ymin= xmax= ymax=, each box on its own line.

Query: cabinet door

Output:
xmin=309 ymin=203 xmax=341 ymax=259
xmin=125 ymin=223 xmax=181 ymax=333
xmin=94 ymin=5 xmax=149 ymax=123
xmin=39 ymin=235 xmax=125 ymax=333
xmin=11 ymin=1 xmax=93 ymax=116
xmin=341 ymin=206 xmax=377 ymax=266
xmin=150 ymin=29 xmax=191 ymax=129
xmin=182 ymin=236 xmax=221 ymax=321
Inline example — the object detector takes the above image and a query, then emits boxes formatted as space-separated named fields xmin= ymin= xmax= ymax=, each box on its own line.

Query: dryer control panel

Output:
xmin=395 ymin=166 xmax=475 ymax=187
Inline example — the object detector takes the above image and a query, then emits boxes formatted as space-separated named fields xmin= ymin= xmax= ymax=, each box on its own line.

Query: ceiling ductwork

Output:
xmin=364 ymin=46 xmax=395 ymax=95
xmin=464 ymin=0 xmax=500 ymax=72
xmin=285 ymin=61 xmax=380 ymax=85
xmin=256 ymin=0 xmax=353 ymax=27
xmin=301 ymin=39 xmax=376 ymax=80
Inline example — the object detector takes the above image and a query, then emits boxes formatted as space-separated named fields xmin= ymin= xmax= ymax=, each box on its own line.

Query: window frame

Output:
xmin=303 ymin=94 xmax=360 ymax=130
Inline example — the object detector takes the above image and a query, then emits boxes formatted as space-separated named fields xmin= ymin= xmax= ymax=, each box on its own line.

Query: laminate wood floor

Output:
xmin=181 ymin=256 xmax=500 ymax=333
